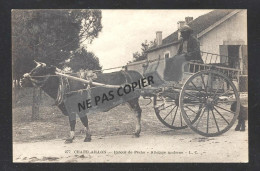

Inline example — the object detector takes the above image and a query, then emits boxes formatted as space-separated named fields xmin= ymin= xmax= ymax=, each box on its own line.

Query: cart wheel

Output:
xmin=154 ymin=93 xmax=201 ymax=129
xmin=179 ymin=70 xmax=240 ymax=137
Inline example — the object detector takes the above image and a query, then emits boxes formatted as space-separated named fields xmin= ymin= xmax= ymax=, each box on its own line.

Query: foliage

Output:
xmin=65 ymin=48 xmax=102 ymax=72
xmin=132 ymin=39 xmax=156 ymax=62
xmin=12 ymin=9 xmax=102 ymax=80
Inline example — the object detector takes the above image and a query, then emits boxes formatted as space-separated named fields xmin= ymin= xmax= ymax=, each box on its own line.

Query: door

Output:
xmin=219 ymin=45 xmax=228 ymax=64
xmin=241 ymin=45 xmax=248 ymax=75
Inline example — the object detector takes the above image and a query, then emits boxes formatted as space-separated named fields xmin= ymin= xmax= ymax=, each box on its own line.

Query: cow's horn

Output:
xmin=34 ymin=60 xmax=39 ymax=65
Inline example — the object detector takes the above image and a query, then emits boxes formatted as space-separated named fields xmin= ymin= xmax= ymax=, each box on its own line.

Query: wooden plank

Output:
xmin=186 ymin=62 xmax=240 ymax=72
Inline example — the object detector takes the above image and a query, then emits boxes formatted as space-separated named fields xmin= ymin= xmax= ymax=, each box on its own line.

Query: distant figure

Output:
xmin=177 ymin=25 xmax=203 ymax=62
xmin=231 ymin=102 xmax=248 ymax=131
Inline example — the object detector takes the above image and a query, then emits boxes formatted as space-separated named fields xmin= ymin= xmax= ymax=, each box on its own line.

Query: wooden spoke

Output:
xmin=209 ymin=73 xmax=214 ymax=94
xmin=157 ymin=104 xmax=174 ymax=111
xmin=214 ymin=105 xmax=236 ymax=114
xmin=163 ymin=105 xmax=176 ymax=120
xmin=213 ymin=80 xmax=224 ymax=99
xmin=211 ymin=109 xmax=220 ymax=132
xmin=171 ymin=106 xmax=179 ymax=125
xmin=206 ymin=72 xmax=211 ymax=91
xmin=214 ymin=89 xmax=233 ymax=101
xmin=195 ymin=107 xmax=206 ymax=129
xmin=185 ymin=92 xmax=201 ymax=101
xmin=190 ymin=81 xmax=205 ymax=100
xmin=185 ymin=106 xmax=197 ymax=115
xmin=213 ymin=107 xmax=230 ymax=125
xmin=156 ymin=103 xmax=165 ymax=110
xmin=190 ymin=81 xmax=201 ymax=93
xmin=200 ymin=74 xmax=208 ymax=98
xmin=190 ymin=81 xmax=198 ymax=90
xmin=164 ymin=104 xmax=175 ymax=110
xmin=179 ymin=70 xmax=240 ymax=136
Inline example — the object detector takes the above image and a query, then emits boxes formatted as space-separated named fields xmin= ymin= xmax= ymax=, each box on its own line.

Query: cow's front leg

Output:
xmin=134 ymin=110 xmax=142 ymax=137
xmin=80 ymin=115 xmax=91 ymax=142
xmin=65 ymin=118 xmax=76 ymax=144
xmin=128 ymin=99 xmax=142 ymax=138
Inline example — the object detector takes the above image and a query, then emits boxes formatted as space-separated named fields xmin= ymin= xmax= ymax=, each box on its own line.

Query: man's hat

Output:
xmin=180 ymin=25 xmax=193 ymax=33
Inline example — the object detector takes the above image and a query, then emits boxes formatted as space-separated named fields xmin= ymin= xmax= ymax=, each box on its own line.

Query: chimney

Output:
xmin=185 ymin=17 xmax=193 ymax=24
xmin=156 ymin=31 xmax=162 ymax=46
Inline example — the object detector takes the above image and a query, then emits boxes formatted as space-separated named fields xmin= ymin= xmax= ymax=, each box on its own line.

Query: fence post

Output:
xmin=32 ymin=87 xmax=41 ymax=120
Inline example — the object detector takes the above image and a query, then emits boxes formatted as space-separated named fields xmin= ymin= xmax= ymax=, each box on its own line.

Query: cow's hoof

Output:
xmin=65 ymin=137 xmax=75 ymax=144
xmin=132 ymin=133 xmax=140 ymax=138
xmin=84 ymin=137 xmax=91 ymax=142
xmin=65 ymin=139 xmax=73 ymax=144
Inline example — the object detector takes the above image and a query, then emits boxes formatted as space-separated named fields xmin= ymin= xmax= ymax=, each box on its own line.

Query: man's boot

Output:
xmin=235 ymin=120 xmax=241 ymax=131
xmin=240 ymin=120 xmax=246 ymax=131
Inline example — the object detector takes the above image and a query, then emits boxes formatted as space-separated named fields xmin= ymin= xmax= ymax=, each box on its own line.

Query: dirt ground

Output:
xmin=12 ymin=89 xmax=248 ymax=163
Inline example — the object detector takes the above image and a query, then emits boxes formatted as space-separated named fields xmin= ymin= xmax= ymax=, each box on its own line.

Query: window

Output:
xmin=164 ymin=51 xmax=170 ymax=59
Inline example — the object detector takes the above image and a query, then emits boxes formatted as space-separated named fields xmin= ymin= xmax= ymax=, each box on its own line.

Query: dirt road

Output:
xmin=13 ymin=94 xmax=248 ymax=163
xmin=13 ymin=123 xmax=248 ymax=163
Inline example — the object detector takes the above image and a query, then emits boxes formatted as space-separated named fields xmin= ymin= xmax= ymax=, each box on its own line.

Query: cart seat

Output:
xmin=143 ymin=61 xmax=165 ymax=87
xmin=164 ymin=54 xmax=188 ymax=82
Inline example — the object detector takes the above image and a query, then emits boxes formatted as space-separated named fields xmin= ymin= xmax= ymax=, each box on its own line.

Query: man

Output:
xmin=164 ymin=25 xmax=203 ymax=81
xmin=177 ymin=25 xmax=203 ymax=62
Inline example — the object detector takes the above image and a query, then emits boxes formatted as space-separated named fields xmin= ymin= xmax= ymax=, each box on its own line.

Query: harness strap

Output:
xmin=54 ymin=76 xmax=70 ymax=106
xmin=29 ymin=75 xmax=50 ymax=88
xmin=121 ymin=70 xmax=133 ymax=84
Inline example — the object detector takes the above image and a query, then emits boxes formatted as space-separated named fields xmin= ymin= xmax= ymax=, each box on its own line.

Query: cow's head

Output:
xmin=20 ymin=60 xmax=56 ymax=88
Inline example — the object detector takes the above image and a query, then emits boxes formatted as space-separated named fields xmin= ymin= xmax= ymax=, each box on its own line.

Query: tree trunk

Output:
xmin=12 ymin=80 xmax=16 ymax=108
xmin=13 ymin=79 xmax=20 ymax=108
xmin=32 ymin=87 xmax=41 ymax=120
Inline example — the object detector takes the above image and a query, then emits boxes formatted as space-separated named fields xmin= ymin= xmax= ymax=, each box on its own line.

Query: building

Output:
xmin=127 ymin=9 xmax=247 ymax=91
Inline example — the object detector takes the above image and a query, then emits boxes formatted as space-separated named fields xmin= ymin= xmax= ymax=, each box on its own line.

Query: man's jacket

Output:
xmin=177 ymin=35 xmax=203 ymax=62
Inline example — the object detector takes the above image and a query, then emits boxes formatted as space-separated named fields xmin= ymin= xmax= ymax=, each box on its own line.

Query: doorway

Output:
xmin=219 ymin=45 xmax=241 ymax=69
xmin=227 ymin=45 xmax=240 ymax=68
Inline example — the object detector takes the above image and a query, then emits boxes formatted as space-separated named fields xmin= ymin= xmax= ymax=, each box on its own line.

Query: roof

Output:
xmin=146 ymin=9 xmax=239 ymax=53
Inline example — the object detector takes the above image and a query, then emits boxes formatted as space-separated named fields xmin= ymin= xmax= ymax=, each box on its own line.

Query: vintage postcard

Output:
xmin=12 ymin=9 xmax=248 ymax=163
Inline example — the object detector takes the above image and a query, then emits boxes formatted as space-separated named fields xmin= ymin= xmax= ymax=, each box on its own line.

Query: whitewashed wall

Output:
xmin=126 ymin=60 xmax=146 ymax=75
xmin=146 ymin=45 xmax=179 ymax=79
xmin=199 ymin=10 xmax=247 ymax=63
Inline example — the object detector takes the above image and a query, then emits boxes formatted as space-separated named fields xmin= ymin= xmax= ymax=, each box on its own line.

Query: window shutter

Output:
xmin=219 ymin=45 xmax=228 ymax=64
xmin=241 ymin=45 xmax=248 ymax=75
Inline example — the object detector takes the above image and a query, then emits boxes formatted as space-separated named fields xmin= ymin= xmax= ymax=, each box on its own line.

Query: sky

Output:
xmin=86 ymin=10 xmax=212 ymax=72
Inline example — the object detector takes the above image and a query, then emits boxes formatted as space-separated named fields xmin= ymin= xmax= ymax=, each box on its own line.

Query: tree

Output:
xmin=65 ymin=48 xmax=102 ymax=72
xmin=132 ymin=39 xmax=156 ymax=62
xmin=12 ymin=10 xmax=103 ymax=120
xmin=12 ymin=9 xmax=102 ymax=80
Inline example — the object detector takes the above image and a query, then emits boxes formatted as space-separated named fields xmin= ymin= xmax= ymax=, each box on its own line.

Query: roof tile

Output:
xmin=162 ymin=10 xmax=236 ymax=45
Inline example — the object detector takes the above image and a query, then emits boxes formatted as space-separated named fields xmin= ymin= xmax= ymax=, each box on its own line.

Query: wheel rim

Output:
xmin=180 ymin=70 xmax=240 ymax=137
xmin=154 ymin=94 xmax=187 ymax=129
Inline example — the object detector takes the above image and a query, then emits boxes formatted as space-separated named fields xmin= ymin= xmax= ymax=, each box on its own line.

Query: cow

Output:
xmin=20 ymin=61 xmax=144 ymax=143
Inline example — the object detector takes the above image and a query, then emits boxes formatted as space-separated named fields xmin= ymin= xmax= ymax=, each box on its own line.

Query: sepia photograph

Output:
xmin=12 ymin=9 xmax=248 ymax=163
